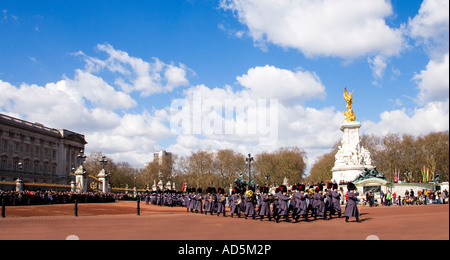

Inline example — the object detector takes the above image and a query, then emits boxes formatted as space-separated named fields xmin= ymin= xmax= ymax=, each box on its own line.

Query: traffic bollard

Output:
xmin=137 ymin=197 xmax=140 ymax=216
xmin=1 ymin=199 xmax=5 ymax=218
xmin=74 ymin=199 xmax=78 ymax=217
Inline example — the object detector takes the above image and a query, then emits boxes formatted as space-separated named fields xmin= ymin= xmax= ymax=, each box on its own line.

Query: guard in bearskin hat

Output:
xmin=188 ymin=188 xmax=196 ymax=213
xmin=216 ymin=187 xmax=226 ymax=217
xmin=230 ymin=187 xmax=241 ymax=218
xmin=291 ymin=184 xmax=300 ymax=221
xmin=325 ymin=183 xmax=334 ymax=219
xmin=344 ymin=182 xmax=361 ymax=222
xmin=331 ymin=183 xmax=342 ymax=218
xmin=275 ymin=185 xmax=291 ymax=223
xmin=291 ymin=184 xmax=309 ymax=223
xmin=204 ymin=187 xmax=213 ymax=215
xmin=244 ymin=187 xmax=257 ymax=220
xmin=211 ymin=187 xmax=217 ymax=214
xmin=313 ymin=184 xmax=328 ymax=220
xmin=195 ymin=188 xmax=203 ymax=214
xmin=258 ymin=186 xmax=272 ymax=221
xmin=298 ymin=184 xmax=310 ymax=222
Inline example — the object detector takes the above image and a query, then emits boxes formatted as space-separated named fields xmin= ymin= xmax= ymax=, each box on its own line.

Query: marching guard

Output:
xmin=344 ymin=182 xmax=361 ymax=223
xmin=325 ymin=184 xmax=334 ymax=219
xmin=216 ymin=187 xmax=226 ymax=217
xmin=244 ymin=187 xmax=257 ymax=220
xmin=258 ymin=186 xmax=272 ymax=221
xmin=229 ymin=187 xmax=242 ymax=218
xmin=298 ymin=184 xmax=310 ymax=222
xmin=275 ymin=185 xmax=291 ymax=223
xmin=147 ymin=182 xmax=366 ymax=225
xmin=313 ymin=184 xmax=328 ymax=220
xmin=204 ymin=187 xmax=213 ymax=215
xmin=291 ymin=184 xmax=310 ymax=222
xmin=331 ymin=184 xmax=342 ymax=218
xmin=195 ymin=188 xmax=203 ymax=214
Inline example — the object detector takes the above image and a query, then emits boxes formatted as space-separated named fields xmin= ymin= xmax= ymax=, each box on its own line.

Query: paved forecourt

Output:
xmin=0 ymin=202 xmax=448 ymax=240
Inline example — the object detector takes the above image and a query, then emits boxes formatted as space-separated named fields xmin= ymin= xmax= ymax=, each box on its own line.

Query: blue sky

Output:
xmin=1 ymin=0 xmax=448 ymax=170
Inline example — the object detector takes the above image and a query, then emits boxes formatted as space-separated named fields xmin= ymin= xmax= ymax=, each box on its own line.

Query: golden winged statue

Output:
xmin=343 ymin=87 xmax=356 ymax=122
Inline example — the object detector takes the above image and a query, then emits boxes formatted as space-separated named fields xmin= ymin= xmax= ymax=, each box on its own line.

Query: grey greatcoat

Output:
xmin=258 ymin=194 xmax=271 ymax=217
xmin=344 ymin=191 xmax=359 ymax=217
xmin=313 ymin=193 xmax=326 ymax=216
xmin=297 ymin=192 xmax=309 ymax=215
xmin=244 ymin=195 xmax=256 ymax=216
xmin=195 ymin=194 xmax=203 ymax=212
xmin=216 ymin=194 xmax=226 ymax=215
xmin=276 ymin=193 xmax=290 ymax=216
xmin=331 ymin=190 xmax=342 ymax=213
xmin=229 ymin=194 xmax=241 ymax=215
xmin=204 ymin=194 xmax=212 ymax=212
xmin=291 ymin=191 xmax=301 ymax=215
xmin=188 ymin=193 xmax=195 ymax=210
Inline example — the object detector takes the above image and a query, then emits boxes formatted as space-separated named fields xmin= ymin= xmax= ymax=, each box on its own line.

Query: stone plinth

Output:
xmin=332 ymin=121 xmax=373 ymax=183
xmin=75 ymin=165 xmax=87 ymax=193
xmin=97 ymin=168 xmax=110 ymax=193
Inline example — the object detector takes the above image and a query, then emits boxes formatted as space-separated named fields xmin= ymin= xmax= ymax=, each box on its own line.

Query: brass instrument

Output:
xmin=220 ymin=195 xmax=227 ymax=203
xmin=236 ymin=198 xmax=242 ymax=205
xmin=246 ymin=190 xmax=253 ymax=197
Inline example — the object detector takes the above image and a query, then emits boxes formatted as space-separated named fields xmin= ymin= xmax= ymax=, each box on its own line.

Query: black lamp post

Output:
xmin=77 ymin=149 xmax=86 ymax=167
xmin=246 ymin=153 xmax=254 ymax=186
xmin=99 ymin=156 xmax=108 ymax=170
xmin=17 ymin=161 xmax=23 ymax=180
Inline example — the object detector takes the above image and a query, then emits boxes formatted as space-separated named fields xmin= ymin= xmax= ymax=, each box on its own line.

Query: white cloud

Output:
xmin=236 ymin=65 xmax=325 ymax=102
xmin=368 ymin=55 xmax=388 ymax=85
xmin=408 ymin=0 xmax=449 ymax=58
xmin=413 ymin=53 xmax=449 ymax=105
xmin=0 ymin=44 xmax=185 ymax=167
xmin=75 ymin=43 xmax=191 ymax=97
xmin=220 ymin=0 xmax=405 ymax=59
xmin=166 ymin=65 xmax=342 ymax=168
xmin=363 ymin=100 xmax=449 ymax=136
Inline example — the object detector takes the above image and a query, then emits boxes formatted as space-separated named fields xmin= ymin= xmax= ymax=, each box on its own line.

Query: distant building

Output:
xmin=0 ymin=113 xmax=87 ymax=186
xmin=153 ymin=150 xmax=174 ymax=190
xmin=153 ymin=150 xmax=171 ymax=165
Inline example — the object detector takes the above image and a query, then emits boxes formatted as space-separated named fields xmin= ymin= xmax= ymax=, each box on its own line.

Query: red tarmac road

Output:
xmin=0 ymin=202 xmax=448 ymax=240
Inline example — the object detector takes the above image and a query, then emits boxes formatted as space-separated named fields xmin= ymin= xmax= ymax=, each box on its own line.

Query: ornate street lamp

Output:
xmin=246 ymin=153 xmax=254 ymax=186
xmin=17 ymin=161 xmax=23 ymax=180
xmin=99 ymin=156 xmax=108 ymax=169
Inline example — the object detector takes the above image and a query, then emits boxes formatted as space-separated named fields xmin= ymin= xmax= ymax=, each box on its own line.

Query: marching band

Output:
xmin=144 ymin=182 xmax=361 ymax=223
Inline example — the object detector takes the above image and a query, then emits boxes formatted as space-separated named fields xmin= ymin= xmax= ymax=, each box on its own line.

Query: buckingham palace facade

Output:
xmin=0 ymin=113 xmax=87 ymax=188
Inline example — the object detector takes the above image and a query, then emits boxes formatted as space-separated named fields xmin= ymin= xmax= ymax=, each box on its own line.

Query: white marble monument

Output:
xmin=331 ymin=87 xmax=374 ymax=184
xmin=331 ymin=121 xmax=374 ymax=183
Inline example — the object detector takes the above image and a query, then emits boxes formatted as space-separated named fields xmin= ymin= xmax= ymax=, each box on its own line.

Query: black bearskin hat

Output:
xmin=299 ymin=184 xmax=306 ymax=192
xmin=347 ymin=182 xmax=357 ymax=191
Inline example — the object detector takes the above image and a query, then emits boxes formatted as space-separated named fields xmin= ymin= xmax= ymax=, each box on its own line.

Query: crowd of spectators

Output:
xmin=0 ymin=189 xmax=138 ymax=206
xmin=362 ymin=188 xmax=448 ymax=207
